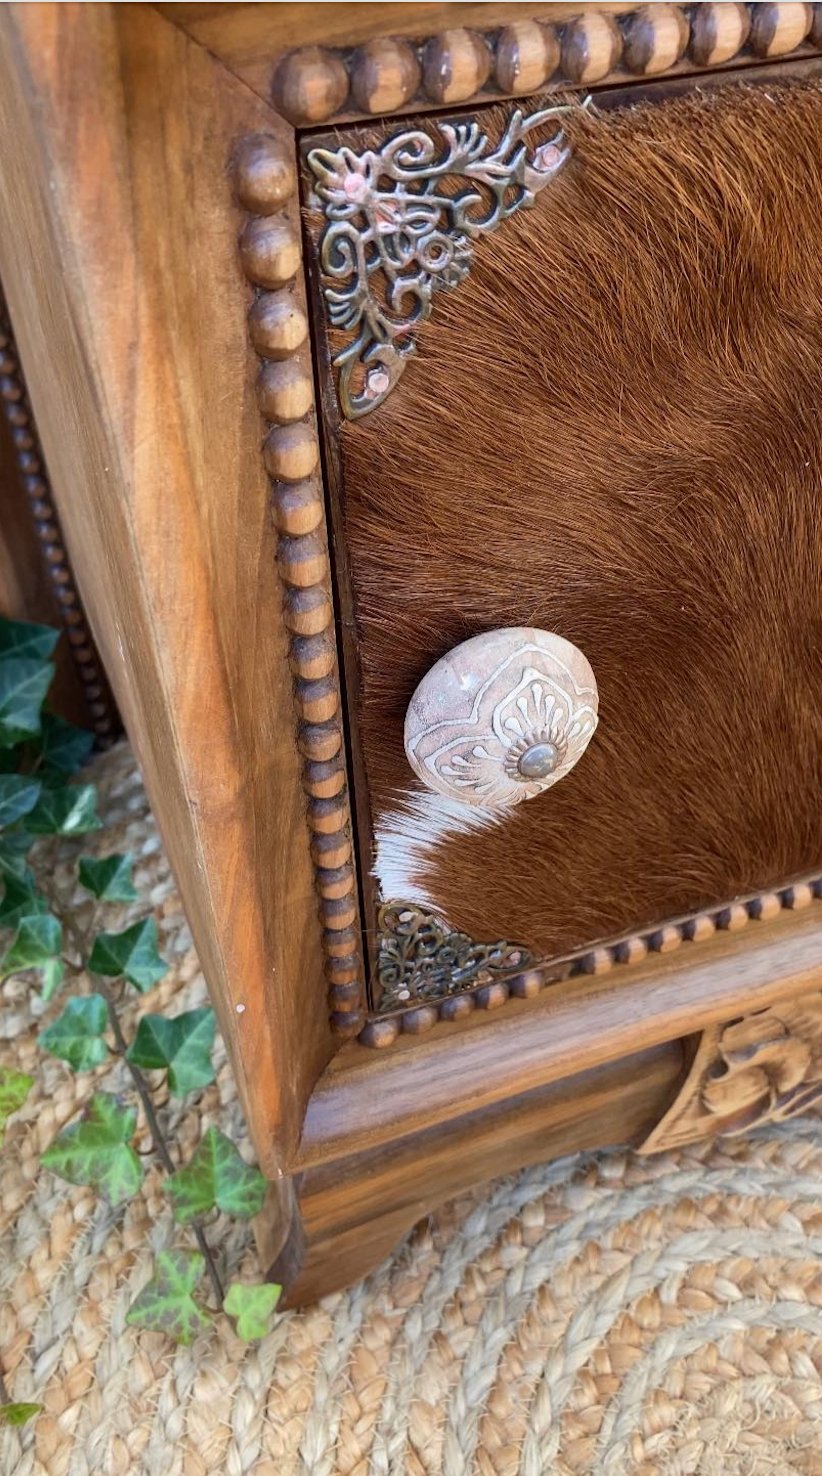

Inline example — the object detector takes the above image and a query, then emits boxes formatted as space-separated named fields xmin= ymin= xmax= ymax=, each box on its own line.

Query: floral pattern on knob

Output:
xmin=404 ymin=628 xmax=598 ymax=809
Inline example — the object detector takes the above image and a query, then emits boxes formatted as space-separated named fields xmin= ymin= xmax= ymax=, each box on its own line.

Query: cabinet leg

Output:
xmin=257 ymin=1040 xmax=685 ymax=1307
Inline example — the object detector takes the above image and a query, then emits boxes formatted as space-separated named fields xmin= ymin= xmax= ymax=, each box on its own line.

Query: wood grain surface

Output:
xmin=0 ymin=1 xmax=334 ymax=1172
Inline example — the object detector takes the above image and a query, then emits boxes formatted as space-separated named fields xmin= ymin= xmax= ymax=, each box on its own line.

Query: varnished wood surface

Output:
xmin=0 ymin=2 xmax=334 ymax=1171
xmin=263 ymin=1040 xmax=684 ymax=1304
xmin=300 ymin=904 xmax=822 ymax=1166
xmin=155 ymin=2 xmax=820 ymax=125
xmin=155 ymin=2 xmax=642 ymax=100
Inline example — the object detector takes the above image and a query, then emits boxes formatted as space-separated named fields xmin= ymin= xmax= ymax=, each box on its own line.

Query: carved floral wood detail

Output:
xmin=306 ymin=100 xmax=589 ymax=417
xmin=640 ymin=992 xmax=822 ymax=1154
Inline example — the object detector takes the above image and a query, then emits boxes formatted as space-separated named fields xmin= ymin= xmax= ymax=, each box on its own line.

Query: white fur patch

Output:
xmin=373 ymin=788 xmax=505 ymax=923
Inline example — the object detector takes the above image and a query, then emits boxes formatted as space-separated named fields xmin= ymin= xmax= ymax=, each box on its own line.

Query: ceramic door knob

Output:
xmin=404 ymin=627 xmax=598 ymax=808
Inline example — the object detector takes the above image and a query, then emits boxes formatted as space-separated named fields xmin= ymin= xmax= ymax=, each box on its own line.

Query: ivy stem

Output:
xmin=0 ymin=1366 xmax=10 ymax=1404
xmin=96 ymin=976 xmax=225 ymax=1306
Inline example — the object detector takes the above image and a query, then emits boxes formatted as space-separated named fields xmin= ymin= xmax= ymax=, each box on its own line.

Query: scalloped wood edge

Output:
xmin=359 ymin=875 xmax=822 ymax=1044
xmin=271 ymin=3 xmax=822 ymax=126
xmin=233 ymin=134 xmax=367 ymax=1037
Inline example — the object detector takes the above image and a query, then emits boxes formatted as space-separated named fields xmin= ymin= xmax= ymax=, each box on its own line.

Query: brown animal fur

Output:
xmin=328 ymin=81 xmax=822 ymax=961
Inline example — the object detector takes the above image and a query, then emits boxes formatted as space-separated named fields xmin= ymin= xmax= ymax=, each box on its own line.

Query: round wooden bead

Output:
xmin=265 ymin=423 xmax=319 ymax=483
xmin=310 ymin=830 xmax=351 ymax=868
xmin=689 ymin=2 xmax=751 ymax=65
xmin=274 ymin=479 xmax=323 ymax=536
xmin=321 ymin=894 xmax=358 ymax=929
xmin=561 ymin=11 xmax=622 ymax=83
xmin=248 ymin=291 xmax=308 ymax=359
xmin=474 ymin=981 xmax=510 ymax=1009
xmin=315 ymin=861 xmax=355 ymax=898
xmin=232 ymin=134 xmax=297 ymax=213
xmin=495 ymin=21 xmax=560 ymax=94
xmin=331 ymin=1009 xmax=366 ymax=1039
xmin=304 ymin=757 xmax=346 ymax=800
xmin=240 ymin=216 xmax=301 ymax=288
xmin=749 ymin=890 xmax=783 ymax=921
xmin=323 ymin=924 xmax=358 ymax=957
xmin=285 ymin=585 xmax=333 ymax=637
xmin=324 ymin=952 xmax=360 ymax=982
xmin=438 ymin=993 xmax=475 ymax=1021
xmin=257 ymin=358 xmax=313 ymax=423
xmin=422 ymin=28 xmax=492 ymax=105
xmin=683 ymin=913 xmax=716 ymax=943
xmin=272 ymin=46 xmax=349 ymax=125
xmin=749 ymin=1 xmax=812 ymax=55
xmin=295 ymin=673 xmax=338 ymax=723
xmin=647 ymin=925 xmax=682 ymax=954
xmin=358 ymin=1016 xmax=400 ymax=1048
xmin=277 ymin=532 xmax=326 ymax=588
xmin=298 ymin=719 xmax=342 ymax=762
xmin=400 ymin=1005 xmax=439 ymax=1035
xmin=289 ymin=631 xmax=335 ymax=680
xmin=508 ymin=970 xmax=543 ymax=999
xmin=622 ymin=3 xmax=689 ymax=74
xmin=307 ymin=794 xmax=348 ymax=835
xmin=350 ymin=37 xmax=421 ymax=114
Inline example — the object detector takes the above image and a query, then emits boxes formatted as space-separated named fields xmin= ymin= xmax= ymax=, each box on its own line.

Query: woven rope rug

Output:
xmin=3 ymin=745 xmax=822 ymax=1475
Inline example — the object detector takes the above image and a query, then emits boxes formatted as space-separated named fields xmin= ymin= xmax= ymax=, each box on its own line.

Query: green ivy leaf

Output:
xmin=0 ymin=1066 xmax=33 ymax=1145
xmin=168 ymin=1127 xmax=267 ymax=1224
xmin=126 ymin=1250 xmax=211 ymax=1344
xmin=0 ymin=774 xmax=41 ymax=828
xmin=41 ymin=1093 xmax=141 ymax=1203
xmin=78 ymin=853 xmax=137 ymax=903
xmin=0 ymin=830 xmax=34 ymax=886
xmin=126 ymin=1007 xmax=215 ymax=1094
xmin=0 ymin=658 xmax=54 ymax=748
xmin=0 ymin=1402 xmax=42 ymax=1427
xmin=0 ymin=616 xmax=59 ymax=661
xmin=39 ymin=994 xmax=109 ymax=1071
xmin=0 ymin=875 xmax=48 ymax=927
xmin=222 ymin=1281 xmax=281 ymax=1342
xmin=27 ymin=782 xmax=100 ymax=835
xmin=36 ymin=712 xmax=95 ymax=775
xmin=0 ymin=913 xmax=62 ymax=979
xmin=88 ymin=917 xmax=166 ymax=992
xmin=41 ymin=956 xmax=66 ymax=1004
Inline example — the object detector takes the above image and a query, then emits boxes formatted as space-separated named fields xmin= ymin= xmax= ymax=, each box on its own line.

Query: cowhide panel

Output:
xmin=326 ymin=81 xmax=822 ymax=961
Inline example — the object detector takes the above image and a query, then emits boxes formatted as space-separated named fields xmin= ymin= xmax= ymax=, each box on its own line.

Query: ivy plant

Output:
xmin=0 ymin=617 xmax=281 ymax=1425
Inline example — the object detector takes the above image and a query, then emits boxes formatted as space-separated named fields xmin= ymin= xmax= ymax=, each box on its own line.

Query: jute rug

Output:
xmin=3 ymin=745 xmax=822 ymax=1476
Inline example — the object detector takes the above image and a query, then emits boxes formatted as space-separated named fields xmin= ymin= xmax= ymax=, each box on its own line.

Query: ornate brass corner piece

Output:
xmin=376 ymin=901 xmax=533 ymax=1012
xmin=640 ymin=993 xmax=822 ymax=1155
xmin=307 ymin=100 xmax=589 ymax=419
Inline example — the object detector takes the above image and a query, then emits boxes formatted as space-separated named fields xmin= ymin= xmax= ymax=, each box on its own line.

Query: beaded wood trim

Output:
xmin=358 ymin=874 xmax=822 ymax=1045
xmin=0 ymin=297 xmax=118 ymax=742
xmin=232 ymin=134 xmax=366 ymax=1038
xmin=272 ymin=3 xmax=822 ymax=128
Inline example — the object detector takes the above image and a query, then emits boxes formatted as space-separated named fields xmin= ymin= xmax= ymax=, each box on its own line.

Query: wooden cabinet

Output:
xmin=3 ymin=1 xmax=822 ymax=1305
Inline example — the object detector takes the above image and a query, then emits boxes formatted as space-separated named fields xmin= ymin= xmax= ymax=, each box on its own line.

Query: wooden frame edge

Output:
xmin=271 ymin=3 xmax=822 ymax=126
xmin=301 ymin=896 xmax=822 ymax=1165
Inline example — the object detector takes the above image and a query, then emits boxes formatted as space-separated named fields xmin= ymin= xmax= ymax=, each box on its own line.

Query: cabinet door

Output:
xmin=305 ymin=65 xmax=822 ymax=1017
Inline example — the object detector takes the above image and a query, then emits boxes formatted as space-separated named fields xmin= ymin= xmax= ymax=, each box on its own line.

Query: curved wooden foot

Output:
xmin=255 ymin=1041 xmax=684 ymax=1307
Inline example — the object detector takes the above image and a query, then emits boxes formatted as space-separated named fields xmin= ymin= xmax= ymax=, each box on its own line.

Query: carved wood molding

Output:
xmin=0 ymin=295 xmax=118 ymax=742
xmin=273 ymin=4 xmax=822 ymax=127
xmin=359 ymin=875 xmax=822 ymax=1045
xmin=232 ymin=134 xmax=366 ymax=1038
xmin=639 ymin=991 xmax=822 ymax=1154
